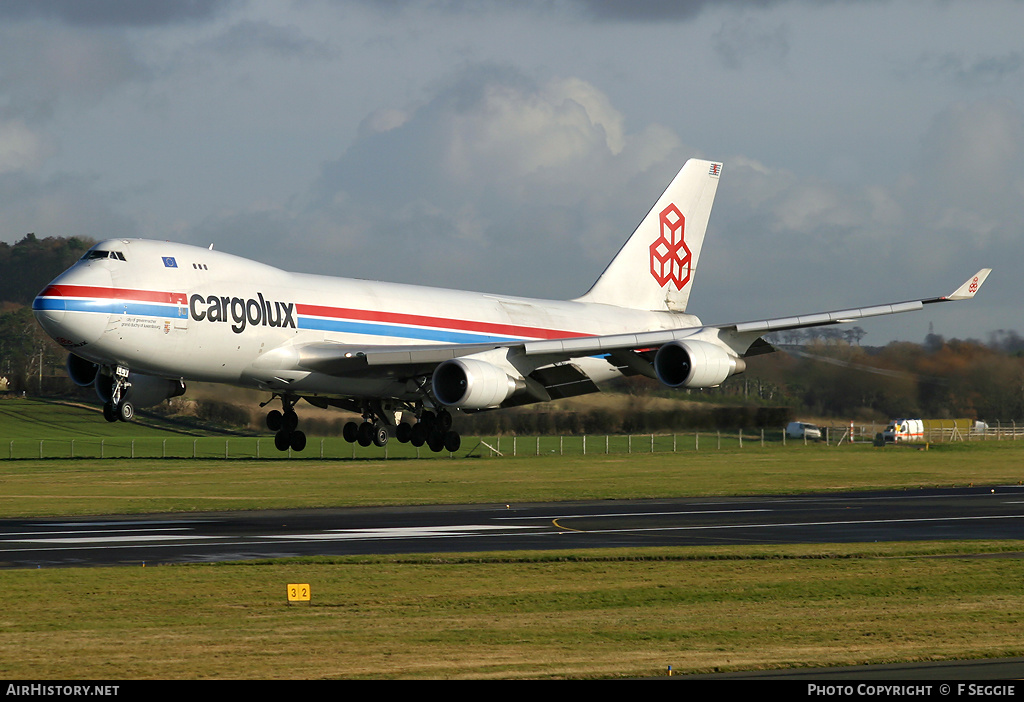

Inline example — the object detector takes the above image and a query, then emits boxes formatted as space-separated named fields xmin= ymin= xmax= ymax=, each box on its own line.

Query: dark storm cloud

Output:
xmin=571 ymin=0 xmax=732 ymax=22
xmin=340 ymin=0 xmax=818 ymax=22
xmin=0 ymin=0 xmax=237 ymax=27
xmin=0 ymin=24 xmax=147 ymax=121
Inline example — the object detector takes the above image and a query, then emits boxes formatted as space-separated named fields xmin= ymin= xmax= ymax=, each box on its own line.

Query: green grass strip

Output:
xmin=3 ymin=543 xmax=1023 ymax=679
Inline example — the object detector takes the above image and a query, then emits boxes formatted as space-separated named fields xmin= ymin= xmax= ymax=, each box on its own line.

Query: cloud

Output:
xmin=199 ymin=20 xmax=336 ymax=61
xmin=914 ymin=99 xmax=1024 ymax=242
xmin=205 ymin=68 xmax=691 ymax=297
xmin=0 ymin=172 xmax=135 ymax=242
xmin=0 ymin=121 xmax=52 ymax=175
xmin=691 ymin=100 xmax=1022 ymax=331
xmin=0 ymin=24 xmax=146 ymax=119
xmin=337 ymin=0 xmax=810 ymax=24
xmin=0 ymin=0 xmax=237 ymax=27
xmin=713 ymin=16 xmax=790 ymax=70
xmin=916 ymin=51 xmax=1024 ymax=87
xmin=566 ymin=0 xmax=800 ymax=23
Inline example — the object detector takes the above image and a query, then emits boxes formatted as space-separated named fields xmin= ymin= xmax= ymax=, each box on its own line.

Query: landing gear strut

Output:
xmin=264 ymin=395 xmax=306 ymax=452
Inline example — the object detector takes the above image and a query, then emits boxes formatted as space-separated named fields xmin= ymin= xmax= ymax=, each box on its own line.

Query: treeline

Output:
xmin=726 ymin=332 xmax=1024 ymax=422
xmin=0 ymin=234 xmax=94 ymax=392
xmin=0 ymin=234 xmax=94 ymax=305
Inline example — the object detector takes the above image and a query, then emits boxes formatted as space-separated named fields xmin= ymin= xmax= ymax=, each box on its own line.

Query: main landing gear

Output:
xmin=342 ymin=407 xmax=461 ymax=453
xmin=264 ymin=395 xmax=307 ymax=452
xmin=262 ymin=396 xmax=462 ymax=454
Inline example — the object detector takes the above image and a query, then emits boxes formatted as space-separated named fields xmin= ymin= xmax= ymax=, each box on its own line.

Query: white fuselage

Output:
xmin=34 ymin=239 xmax=702 ymax=402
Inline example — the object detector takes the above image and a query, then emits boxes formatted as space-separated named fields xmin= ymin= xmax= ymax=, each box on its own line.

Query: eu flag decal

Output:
xmin=162 ymin=256 xmax=178 ymax=268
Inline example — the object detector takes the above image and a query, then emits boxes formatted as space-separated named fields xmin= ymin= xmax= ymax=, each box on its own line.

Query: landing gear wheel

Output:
xmin=372 ymin=424 xmax=389 ymax=447
xmin=357 ymin=422 xmax=374 ymax=447
xmin=282 ymin=410 xmax=298 ymax=432
xmin=410 ymin=423 xmax=427 ymax=447
xmin=117 ymin=401 xmax=134 ymax=422
xmin=274 ymin=430 xmax=291 ymax=452
xmin=396 ymin=422 xmax=412 ymax=443
xmin=266 ymin=410 xmax=283 ymax=431
xmin=436 ymin=409 xmax=453 ymax=432
xmin=427 ymin=430 xmax=445 ymax=453
xmin=290 ymin=430 xmax=307 ymax=452
xmin=443 ymin=430 xmax=461 ymax=453
xmin=102 ymin=402 xmax=118 ymax=423
xmin=343 ymin=421 xmax=359 ymax=443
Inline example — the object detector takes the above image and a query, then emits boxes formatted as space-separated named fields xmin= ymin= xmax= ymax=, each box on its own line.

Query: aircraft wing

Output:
xmin=294 ymin=269 xmax=991 ymax=377
xmin=522 ymin=268 xmax=992 ymax=357
xmin=724 ymin=268 xmax=992 ymax=336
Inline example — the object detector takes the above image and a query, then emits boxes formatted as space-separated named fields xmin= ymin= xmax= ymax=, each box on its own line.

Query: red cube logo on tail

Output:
xmin=649 ymin=203 xmax=691 ymax=290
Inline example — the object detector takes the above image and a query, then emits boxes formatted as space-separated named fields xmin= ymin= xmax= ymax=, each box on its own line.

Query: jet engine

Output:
xmin=653 ymin=340 xmax=746 ymax=389
xmin=66 ymin=353 xmax=100 ymax=388
xmin=92 ymin=366 xmax=186 ymax=408
xmin=432 ymin=357 xmax=522 ymax=409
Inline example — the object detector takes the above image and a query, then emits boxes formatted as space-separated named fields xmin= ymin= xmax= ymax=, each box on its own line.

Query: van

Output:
xmin=883 ymin=418 xmax=924 ymax=442
xmin=786 ymin=421 xmax=822 ymax=440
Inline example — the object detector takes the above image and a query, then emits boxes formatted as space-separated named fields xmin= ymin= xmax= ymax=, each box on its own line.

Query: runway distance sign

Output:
xmin=287 ymin=583 xmax=311 ymax=603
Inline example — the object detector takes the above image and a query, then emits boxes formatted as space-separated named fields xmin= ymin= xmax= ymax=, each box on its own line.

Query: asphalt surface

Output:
xmin=3 ymin=485 xmax=1024 ymax=568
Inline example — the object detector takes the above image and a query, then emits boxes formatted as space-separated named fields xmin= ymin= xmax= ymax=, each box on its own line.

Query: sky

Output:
xmin=1 ymin=0 xmax=1022 ymax=346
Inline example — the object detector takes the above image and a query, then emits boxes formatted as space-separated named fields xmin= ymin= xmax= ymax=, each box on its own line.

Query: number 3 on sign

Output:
xmin=287 ymin=583 xmax=311 ymax=603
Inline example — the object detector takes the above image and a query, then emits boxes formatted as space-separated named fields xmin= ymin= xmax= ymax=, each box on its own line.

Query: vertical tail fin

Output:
xmin=576 ymin=158 xmax=721 ymax=312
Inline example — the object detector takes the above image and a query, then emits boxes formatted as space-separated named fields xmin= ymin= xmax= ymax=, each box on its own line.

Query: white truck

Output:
xmin=883 ymin=418 xmax=924 ymax=443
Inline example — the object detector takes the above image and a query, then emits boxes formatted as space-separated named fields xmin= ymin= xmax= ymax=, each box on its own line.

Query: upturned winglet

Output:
xmin=945 ymin=269 xmax=992 ymax=301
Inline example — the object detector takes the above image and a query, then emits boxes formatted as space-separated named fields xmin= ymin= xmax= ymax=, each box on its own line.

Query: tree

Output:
xmin=0 ymin=234 xmax=94 ymax=304
xmin=0 ymin=307 xmax=57 ymax=393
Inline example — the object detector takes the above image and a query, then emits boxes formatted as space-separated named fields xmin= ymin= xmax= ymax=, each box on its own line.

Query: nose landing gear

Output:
xmin=102 ymin=366 xmax=134 ymax=423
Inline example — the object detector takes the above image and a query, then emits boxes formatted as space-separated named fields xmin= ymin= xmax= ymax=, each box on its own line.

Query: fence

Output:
xmin=2 ymin=429 xmax=794 ymax=460
xmin=823 ymin=421 xmax=1024 ymax=444
xmin=3 ymin=422 xmax=1019 ymax=460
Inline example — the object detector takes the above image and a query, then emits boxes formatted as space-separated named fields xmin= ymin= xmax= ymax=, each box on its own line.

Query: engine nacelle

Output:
xmin=653 ymin=340 xmax=746 ymax=389
xmin=432 ymin=358 xmax=521 ymax=409
xmin=94 ymin=368 xmax=186 ymax=408
xmin=66 ymin=354 xmax=100 ymax=387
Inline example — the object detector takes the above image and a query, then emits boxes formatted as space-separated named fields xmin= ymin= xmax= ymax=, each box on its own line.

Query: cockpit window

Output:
xmin=82 ymin=250 xmax=126 ymax=261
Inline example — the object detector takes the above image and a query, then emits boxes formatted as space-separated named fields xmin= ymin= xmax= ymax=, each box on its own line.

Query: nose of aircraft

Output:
xmin=33 ymin=264 xmax=113 ymax=348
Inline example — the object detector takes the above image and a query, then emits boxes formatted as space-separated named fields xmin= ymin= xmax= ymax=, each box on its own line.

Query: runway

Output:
xmin=3 ymin=485 xmax=1024 ymax=568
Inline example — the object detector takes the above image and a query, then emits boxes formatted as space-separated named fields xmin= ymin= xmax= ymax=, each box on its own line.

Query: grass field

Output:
xmin=2 ymin=397 xmax=1024 ymax=679
xmin=2 ymin=439 xmax=1023 ymax=517
xmin=3 ymin=544 xmax=1024 ymax=679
